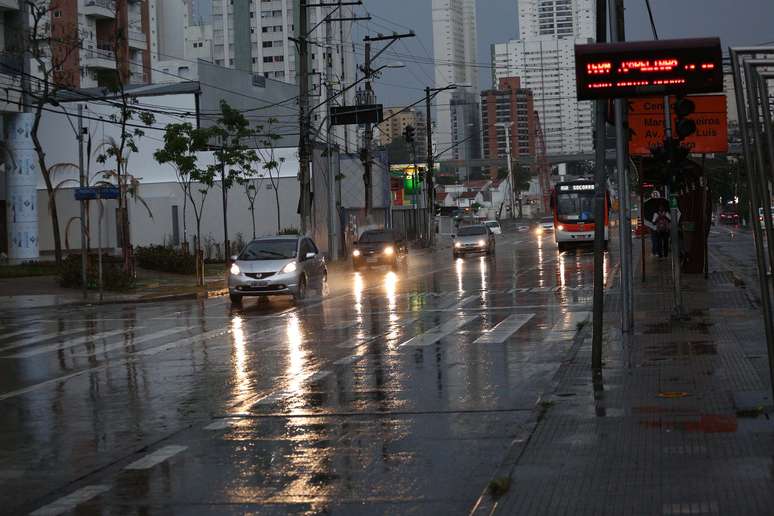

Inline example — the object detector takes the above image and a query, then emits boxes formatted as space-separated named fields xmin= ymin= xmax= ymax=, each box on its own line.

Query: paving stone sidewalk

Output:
xmin=487 ymin=240 xmax=774 ymax=515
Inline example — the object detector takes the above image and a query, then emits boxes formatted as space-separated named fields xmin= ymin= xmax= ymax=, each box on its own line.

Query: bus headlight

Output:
xmin=352 ymin=249 xmax=361 ymax=257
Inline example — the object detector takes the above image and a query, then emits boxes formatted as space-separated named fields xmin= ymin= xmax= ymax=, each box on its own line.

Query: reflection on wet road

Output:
xmin=0 ymin=230 xmax=607 ymax=515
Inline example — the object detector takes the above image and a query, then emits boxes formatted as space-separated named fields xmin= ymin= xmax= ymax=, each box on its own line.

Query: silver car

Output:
xmin=453 ymin=224 xmax=495 ymax=258
xmin=228 ymin=235 xmax=327 ymax=305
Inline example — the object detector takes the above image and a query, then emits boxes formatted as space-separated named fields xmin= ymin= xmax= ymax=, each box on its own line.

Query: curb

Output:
xmin=468 ymin=321 xmax=593 ymax=516
xmin=1 ymin=287 xmax=229 ymax=311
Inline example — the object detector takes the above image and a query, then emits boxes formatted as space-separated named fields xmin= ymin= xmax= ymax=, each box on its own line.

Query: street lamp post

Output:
xmin=496 ymin=122 xmax=516 ymax=220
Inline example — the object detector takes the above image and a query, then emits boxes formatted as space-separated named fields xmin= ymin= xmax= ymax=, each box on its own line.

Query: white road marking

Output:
xmin=204 ymin=420 xmax=232 ymax=431
xmin=134 ymin=328 xmax=229 ymax=356
xmin=5 ymin=329 xmax=138 ymax=358
xmin=124 ymin=445 xmax=187 ymax=470
xmin=334 ymin=355 xmax=363 ymax=366
xmin=324 ymin=321 xmax=358 ymax=331
xmin=304 ymin=370 xmax=332 ymax=384
xmin=398 ymin=315 xmax=478 ymax=348
xmin=544 ymin=311 xmax=591 ymax=342
xmin=473 ymin=314 xmax=534 ymax=344
xmin=507 ymin=287 xmax=532 ymax=294
xmin=0 ymin=328 xmax=47 ymax=341
xmin=530 ymin=286 xmax=555 ymax=293
xmin=70 ymin=327 xmax=195 ymax=357
xmin=29 ymin=485 xmax=110 ymax=516
xmin=0 ymin=327 xmax=90 ymax=352
xmin=252 ymin=391 xmax=291 ymax=406
xmin=456 ymin=295 xmax=480 ymax=308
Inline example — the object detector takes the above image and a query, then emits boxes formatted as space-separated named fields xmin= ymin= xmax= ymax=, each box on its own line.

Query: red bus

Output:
xmin=550 ymin=180 xmax=610 ymax=251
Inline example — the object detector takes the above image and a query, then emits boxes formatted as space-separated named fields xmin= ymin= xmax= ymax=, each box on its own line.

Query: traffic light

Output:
xmin=674 ymin=96 xmax=696 ymax=141
xmin=403 ymin=124 xmax=415 ymax=144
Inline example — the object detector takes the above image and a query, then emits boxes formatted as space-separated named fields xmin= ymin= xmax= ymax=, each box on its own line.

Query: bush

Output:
xmin=0 ymin=261 xmax=59 ymax=278
xmin=59 ymin=254 xmax=134 ymax=291
xmin=135 ymin=245 xmax=196 ymax=274
xmin=279 ymin=226 xmax=300 ymax=235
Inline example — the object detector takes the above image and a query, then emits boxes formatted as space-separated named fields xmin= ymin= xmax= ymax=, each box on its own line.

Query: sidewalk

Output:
xmin=478 ymin=237 xmax=774 ymax=515
xmin=0 ymin=267 xmax=227 ymax=310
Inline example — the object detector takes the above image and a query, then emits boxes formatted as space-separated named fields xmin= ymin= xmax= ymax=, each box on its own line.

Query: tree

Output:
xmin=243 ymin=175 xmax=264 ymax=240
xmin=254 ymin=118 xmax=285 ymax=235
xmin=498 ymin=165 xmax=533 ymax=218
xmin=208 ymin=100 xmax=258 ymax=258
xmin=154 ymin=122 xmax=215 ymax=286
xmin=24 ymin=1 xmax=83 ymax=265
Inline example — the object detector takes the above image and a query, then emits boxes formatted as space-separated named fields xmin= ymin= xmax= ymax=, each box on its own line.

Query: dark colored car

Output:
xmin=352 ymin=230 xmax=408 ymax=270
xmin=719 ymin=210 xmax=740 ymax=225
xmin=453 ymin=224 xmax=496 ymax=258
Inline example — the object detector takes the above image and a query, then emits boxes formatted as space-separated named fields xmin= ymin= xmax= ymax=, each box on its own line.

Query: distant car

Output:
xmin=228 ymin=235 xmax=327 ymax=305
xmin=536 ymin=217 xmax=554 ymax=234
xmin=352 ymin=229 xmax=408 ymax=270
xmin=453 ymin=224 xmax=495 ymax=258
xmin=484 ymin=220 xmax=502 ymax=235
xmin=719 ymin=210 xmax=740 ymax=225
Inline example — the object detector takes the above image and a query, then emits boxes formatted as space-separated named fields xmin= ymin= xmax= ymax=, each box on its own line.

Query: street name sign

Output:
xmin=331 ymin=104 xmax=383 ymax=125
xmin=74 ymin=186 xmax=120 ymax=201
xmin=575 ymin=38 xmax=723 ymax=100
xmin=628 ymin=95 xmax=728 ymax=155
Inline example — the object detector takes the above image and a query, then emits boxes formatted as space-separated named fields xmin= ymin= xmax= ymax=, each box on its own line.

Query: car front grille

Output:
xmin=245 ymin=272 xmax=276 ymax=279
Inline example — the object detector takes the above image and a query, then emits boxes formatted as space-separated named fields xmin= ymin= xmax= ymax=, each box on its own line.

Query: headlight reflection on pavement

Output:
xmin=558 ymin=252 xmax=566 ymax=288
xmin=537 ymin=231 xmax=545 ymax=287
xmin=231 ymin=316 xmax=251 ymax=399
xmin=384 ymin=271 xmax=400 ymax=343
xmin=455 ymin=258 xmax=464 ymax=294
xmin=285 ymin=313 xmax=307 ymax=401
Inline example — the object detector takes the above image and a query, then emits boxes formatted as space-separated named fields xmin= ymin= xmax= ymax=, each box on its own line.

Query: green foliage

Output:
xmin=135 ymin=246 xmax=196 ymax=275
xmin=58 ymin=254 xmax=134 ymax=291
xmin=208 ymin=100 xmax=260 ymax=190
xmin=0 ymin=261 xmax=59 ymax=279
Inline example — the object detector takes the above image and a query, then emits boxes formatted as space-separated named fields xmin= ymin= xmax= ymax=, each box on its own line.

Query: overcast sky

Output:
xmin=358 ymin=0 xmax=774 ymax=107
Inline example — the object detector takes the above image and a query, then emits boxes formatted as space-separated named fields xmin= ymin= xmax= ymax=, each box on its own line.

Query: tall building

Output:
xmin=492 ymin=38 xmax=592 ymax=155
xmin=212 ymin=0 xmax=357 ymax=151
xmin=449 ymin=90 xmax=481 ymax=179
xmin=431 ymin=0 xmax=479 ymax=157
xmin=481 ymin=77 xmax=536 ymax=177
xmin=491 ymin=0 xmax=594 ymax=155
xmin=50 ymin=0 xmax=154 ymax=88
xmin=150 ymin=0 xmax=214 ymax=82
xmin=518 ymin=0 xmax=595 ymax=39
xmin=377 ymin=107 xmax=427 ymax=160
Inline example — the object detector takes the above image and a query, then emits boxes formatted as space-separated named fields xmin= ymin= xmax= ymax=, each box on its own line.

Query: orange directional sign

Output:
xmin=627 ymin=94 xmax=728 ymax=156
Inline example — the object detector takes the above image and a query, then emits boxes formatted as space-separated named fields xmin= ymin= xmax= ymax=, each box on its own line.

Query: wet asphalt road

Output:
xmin=1 ymin=228 xmax=606 ymax=515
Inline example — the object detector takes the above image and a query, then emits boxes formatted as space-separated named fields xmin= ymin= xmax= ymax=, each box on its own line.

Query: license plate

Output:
xmin=366 ymin=257 xmax=378 ymax=263
xmin=250 ymin=280 xmax=268 ymax=287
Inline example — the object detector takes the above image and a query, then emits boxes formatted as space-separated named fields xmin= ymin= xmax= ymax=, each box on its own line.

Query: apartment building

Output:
xmin=480 ymin=77 xmax=536 ymax=177
xmin=377 ymin=107 xmax=427 ymax=160
xmin=518 ymin=0 xmax=594 ymax=40
xmin=449 ymin=90 xmax=481 ymax=179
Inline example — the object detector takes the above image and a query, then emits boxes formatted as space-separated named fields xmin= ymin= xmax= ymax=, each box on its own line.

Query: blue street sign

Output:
xmin=74 ymin=186 xmax=120 ymax=201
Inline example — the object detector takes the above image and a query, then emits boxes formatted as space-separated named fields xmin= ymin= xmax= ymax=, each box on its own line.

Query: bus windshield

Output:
xmin=556 ymin=191 xmax=595 ymax=223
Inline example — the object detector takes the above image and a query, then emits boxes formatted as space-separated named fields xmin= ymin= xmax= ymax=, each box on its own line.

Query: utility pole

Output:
xmin=297 ymin=0 xmax=311 ymax=235
xmin=360 ymin=31 xmax=415 ymax=220
xmin=591 ymin=0 xmax=607 ymax=371
xmin=425 ymin=87 xmax=435 ymax=245
xmin=609 ymin=0 xmax=633 ymax=333
xmin=78 ymin=104 xmax=87 ymax=299
xmin=499 ymin=122 xmax=516 ymax=219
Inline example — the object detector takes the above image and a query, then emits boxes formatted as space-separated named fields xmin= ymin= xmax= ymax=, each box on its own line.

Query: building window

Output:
xmin=263 ymin=56 xmax=273 ymax=63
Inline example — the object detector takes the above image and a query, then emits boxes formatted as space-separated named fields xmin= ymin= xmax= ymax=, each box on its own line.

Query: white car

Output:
xmin=484 ymin=220 xmax=502 ymax=235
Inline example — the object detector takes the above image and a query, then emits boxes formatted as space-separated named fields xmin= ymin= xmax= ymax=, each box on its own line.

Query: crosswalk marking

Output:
xmin=334 ymin=354 xmax=363 ymax=366
xmin=30 ymin=485 xmax=110 ymax=516
xmin=0 ymin=327 xmax=90 ymax=352
xmin=473 ymin=314 xmax=534 ymax=344
xmin=134 ymin=328 xmax=229 ymax=356
xmin=4 ymin=329 xmax=138 ymax=358
xmin=398 ymin=315 xmax=478 ymax=348
xmin=544 ymin=311 xmax=591 ymax=342
xmin=124 ymin=445 xmax=187 ymax=470
xmin=70 ymin=327 xmax=195 ymax=357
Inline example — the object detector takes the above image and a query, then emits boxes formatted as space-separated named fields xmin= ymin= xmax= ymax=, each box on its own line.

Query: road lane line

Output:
xmin=124 ymin=445 xmax=187 ymax=470
xmin=0 ymin=327 xmax=91 ymax=352
xmin=334 ymin=355 xmax=363 ymax=366
xmin=5 ymin=329 xmax=139 ymax=358
xmin=134 ymin=328 xmax=229 ymax=356
xmin=398 ymin=315 xmax=478 ymax=348
xmin=0 ymin=328 xmax=51 ymax=341
xmin=473 ymin=314 xmax=534 ymax=344
xmin=204 ymin=420 xmax=232 ymax=431
xmin=70 ymin=327 xmax=195 ymax=357
xmin=29 ymin=485 xmax=110 ymax=516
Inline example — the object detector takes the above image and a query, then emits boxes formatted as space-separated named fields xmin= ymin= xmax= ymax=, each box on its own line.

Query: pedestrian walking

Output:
xmin=653 ymin=206 xmax=671 ymax=258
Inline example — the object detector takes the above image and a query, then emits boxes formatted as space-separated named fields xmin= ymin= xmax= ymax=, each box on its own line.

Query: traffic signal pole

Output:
xmin=609 ymin=0 xmax=633 ymax=333
xmin=426 ymin=87 xmax=435 ymax=246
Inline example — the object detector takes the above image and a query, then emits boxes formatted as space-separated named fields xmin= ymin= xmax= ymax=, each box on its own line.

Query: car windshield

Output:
xmin=359 ymin=231 xmax=394 ymax=243
xmin=239 ymin=239 xmax=297 ymax=260
xmin=458 ymin=226 xmax=487 ymax=236
xmin=485 ymin=221 xmax=499 ymax=227
xmin=556 ymin=192 xmax=595 ymax=223
xmin=541 ymin=217 xmax=553 ymax=223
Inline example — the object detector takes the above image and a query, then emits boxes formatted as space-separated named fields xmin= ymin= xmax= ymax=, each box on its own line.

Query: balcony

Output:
xmin=0 ymin=0 xmax=19 ymax=10
xmin=82 ymin=46 xmax=116 ymax=70
xmin=83 ymin=0 xmax=116 ymax=19
xmin=0 ymin=71 xmax=22 ymax=113
xmin=128 ymin=29 xmax=147 ymax=50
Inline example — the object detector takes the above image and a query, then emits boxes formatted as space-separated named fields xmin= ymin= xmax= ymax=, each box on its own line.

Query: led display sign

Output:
xmin=558 ymin=183 xmax=595 ymax=192
xmin=575 ymin=38 xmax=723 ymax=100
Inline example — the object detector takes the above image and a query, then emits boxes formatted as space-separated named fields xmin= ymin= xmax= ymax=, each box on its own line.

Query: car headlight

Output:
xmin=352 ymin=249 xmax=361 ymax=257
xmin=536 ymin=227 xmax=543 ymax=234
xmin=281 ymin=261 xmax=297 ymax=274
xmin=477 ymin=239 xmax=485 ymax=246
xmin=557 ymin=225 xmax=565 ymax=231
xmin=383 ymin=246 xmax=394 ymax=255
xmin=454 ymin=242 xmax=462 ymax=248
xmin=230 ymin=263 xmax=240 ymax=276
